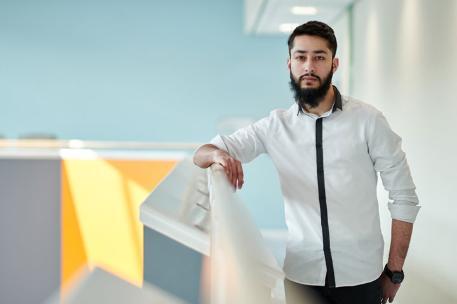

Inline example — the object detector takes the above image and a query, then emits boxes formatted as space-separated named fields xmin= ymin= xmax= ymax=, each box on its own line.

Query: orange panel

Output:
xmin=61 ymin=158 xmax=177 ymax=289
xmin=61 ymin=165 xmax=88 ymax=288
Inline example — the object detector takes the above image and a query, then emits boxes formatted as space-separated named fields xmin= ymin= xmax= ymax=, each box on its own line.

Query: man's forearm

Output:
xmin=387 ymin=219 xmax=414 ymax=271
xmin=193 ymin=144 xmax=220 ymax=168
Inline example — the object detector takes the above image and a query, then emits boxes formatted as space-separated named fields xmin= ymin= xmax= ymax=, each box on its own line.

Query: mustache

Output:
xmin=299 ymin=73 xmax=321 ymax=81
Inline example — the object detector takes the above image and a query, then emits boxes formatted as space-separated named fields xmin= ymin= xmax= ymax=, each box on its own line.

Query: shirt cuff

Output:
xmin=209 ymin=135 xmax=228 ymax=152
xmin=388 ymin=201 xmax=421 ymax=223
xmin=193 ymin=135 xmax=228 ymax=156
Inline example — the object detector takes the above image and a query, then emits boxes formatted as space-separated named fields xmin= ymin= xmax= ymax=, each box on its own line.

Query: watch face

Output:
xmin=392 ymin=272 xmax=404 ymax=284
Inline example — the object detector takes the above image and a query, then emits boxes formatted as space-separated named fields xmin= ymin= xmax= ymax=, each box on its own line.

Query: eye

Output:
xmin=295 ymin=55 xmax=305 ymax=61
xmin=316 ymin=56 xmax=326 ymax=61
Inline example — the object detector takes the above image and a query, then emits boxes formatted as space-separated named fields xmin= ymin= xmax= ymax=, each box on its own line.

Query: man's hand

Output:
xmin=380 ymin=273 xmax=401 ymax=303
xmin=213 ymin=149 xmax=244 ymax=190
xmin=193 ymin=144 xmax=244 ymax=190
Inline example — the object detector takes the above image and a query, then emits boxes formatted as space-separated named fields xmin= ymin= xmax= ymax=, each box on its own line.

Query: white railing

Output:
xmin=140 ymin=159 xmax=285 ymax=303
xmin=0 ymin=139 xmax=200 ymax=150
xmin=208 ymin=164 xmax=284 ymax=304
xmin=140 ymin=159 xmax=210 ymax=255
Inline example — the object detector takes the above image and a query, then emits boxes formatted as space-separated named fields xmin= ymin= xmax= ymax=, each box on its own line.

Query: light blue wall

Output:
xmin=0 ymin=0 xmax=291 ymax=141
xmin=0 ymin=0 xmax=288 ymax=228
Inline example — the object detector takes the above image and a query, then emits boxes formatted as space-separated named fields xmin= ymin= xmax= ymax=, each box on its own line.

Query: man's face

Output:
xmin=288 ymin=35 xmax=338 ymax=90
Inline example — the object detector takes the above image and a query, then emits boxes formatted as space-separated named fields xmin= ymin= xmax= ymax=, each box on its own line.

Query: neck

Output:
xmin=303 ymin=85 xmax=335 ymax=116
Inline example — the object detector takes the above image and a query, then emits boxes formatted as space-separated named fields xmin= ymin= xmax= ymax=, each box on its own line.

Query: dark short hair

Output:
xmin=287 ymin=21 xmax=337 ymax=58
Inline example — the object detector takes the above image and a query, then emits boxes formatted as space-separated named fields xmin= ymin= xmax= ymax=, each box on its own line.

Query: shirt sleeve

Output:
xmin=209 ymin=116 xmax=270 ymax=163
xmin=367 ymin=111 xmax=421 ymax=223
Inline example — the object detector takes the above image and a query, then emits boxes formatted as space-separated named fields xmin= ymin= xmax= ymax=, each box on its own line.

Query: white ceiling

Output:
xmin=245 ymin=0 xmax=354 ymax=35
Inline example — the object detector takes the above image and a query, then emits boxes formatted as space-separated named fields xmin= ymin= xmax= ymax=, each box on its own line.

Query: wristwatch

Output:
xmin=383 ymin=265 xmax=404 ymax=284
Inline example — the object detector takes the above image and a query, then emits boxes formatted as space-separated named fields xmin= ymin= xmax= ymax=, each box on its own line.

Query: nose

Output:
xmin=303 ymin=59 xmax=315 ymax=74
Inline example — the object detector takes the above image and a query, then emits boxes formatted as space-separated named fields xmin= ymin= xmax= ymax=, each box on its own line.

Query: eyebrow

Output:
xmin=293 ymin=49 xmax=328 ymax=55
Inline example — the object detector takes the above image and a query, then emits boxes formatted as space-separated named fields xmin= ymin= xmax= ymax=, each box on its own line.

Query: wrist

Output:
xmin=212 ymin=149 xmax=223 ymax=164
xmin=387 ymin=263 xmax=402 ymax=272
xmin=384 ymin=264 xmax=404 ymax=284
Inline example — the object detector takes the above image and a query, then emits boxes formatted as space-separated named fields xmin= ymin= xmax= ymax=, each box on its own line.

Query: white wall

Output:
xmin=332 ymin=7 xmax=351 ymax=96
xmin=351 ymin=0 xmax=457 ymax=301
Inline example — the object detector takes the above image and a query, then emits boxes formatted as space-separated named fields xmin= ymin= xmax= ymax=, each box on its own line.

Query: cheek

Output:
xmin=317 ymin=63 xmax=333 ymax=75
xmin=290 ymin=63 xmax=303 ymax=74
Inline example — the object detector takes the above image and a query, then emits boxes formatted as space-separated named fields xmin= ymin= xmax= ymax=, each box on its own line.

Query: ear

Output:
xmin=287 ymin=57 xmax=291 ymax=71
xmin=332 ymin=57 xmax=339 ymax=73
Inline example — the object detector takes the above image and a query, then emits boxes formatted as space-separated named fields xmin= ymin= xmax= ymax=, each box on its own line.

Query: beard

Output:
xmin=289 ymin=69 xmax=333 ymax=112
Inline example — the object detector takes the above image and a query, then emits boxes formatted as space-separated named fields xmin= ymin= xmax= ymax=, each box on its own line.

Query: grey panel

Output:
xmin=0 ymin=159 xmax=61 ymax=304
xmin=143 ymin=227 xmax=202 ymax=304
xmin=46 ymin=268 xmax=186 ymax=304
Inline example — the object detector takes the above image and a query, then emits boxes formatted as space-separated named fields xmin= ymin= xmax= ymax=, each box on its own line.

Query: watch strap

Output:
xmin=383 ymin=265 xmax=404 ymax=284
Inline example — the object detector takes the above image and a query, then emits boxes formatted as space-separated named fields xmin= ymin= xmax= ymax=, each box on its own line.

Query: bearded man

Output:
xmin=193 ymin=21 xmax=420 ymax=304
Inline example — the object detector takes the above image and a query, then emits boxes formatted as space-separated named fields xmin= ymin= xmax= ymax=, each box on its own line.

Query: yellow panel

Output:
xmin=61 ymin=159 xmax=177 ymax=287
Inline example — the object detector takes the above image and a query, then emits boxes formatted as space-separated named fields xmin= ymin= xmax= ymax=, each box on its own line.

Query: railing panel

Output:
xmin=209 ymin=164 xmax=284 ymax=304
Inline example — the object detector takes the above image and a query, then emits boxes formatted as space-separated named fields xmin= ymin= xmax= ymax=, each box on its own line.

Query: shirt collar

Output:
xmin=332 ymin=85 xmax=343 ymax=112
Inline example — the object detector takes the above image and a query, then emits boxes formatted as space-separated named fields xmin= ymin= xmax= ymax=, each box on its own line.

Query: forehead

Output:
xmin=291 ymin=35 xmax=331 ymax=53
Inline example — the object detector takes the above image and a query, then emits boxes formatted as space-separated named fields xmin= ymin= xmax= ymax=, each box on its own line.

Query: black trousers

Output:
xmin=284 ymin=278 xmax=382 ymax=304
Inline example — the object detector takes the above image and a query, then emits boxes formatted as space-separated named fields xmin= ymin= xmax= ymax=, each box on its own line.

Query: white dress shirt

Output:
xmin=209 ymin=88 xmax=420 ymax=287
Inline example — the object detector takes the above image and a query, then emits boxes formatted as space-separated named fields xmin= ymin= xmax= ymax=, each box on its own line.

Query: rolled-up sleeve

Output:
xmin=209 ymin=116 xmax=270 ymax=163
xmin=367 ymin=111 xmax=420 ymax=223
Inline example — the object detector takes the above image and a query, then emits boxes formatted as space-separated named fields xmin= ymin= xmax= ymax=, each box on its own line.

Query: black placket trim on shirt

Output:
xmin=315 ymin=117 xmax=336 ymax=288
